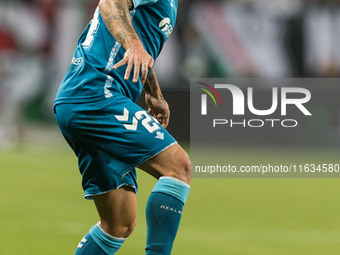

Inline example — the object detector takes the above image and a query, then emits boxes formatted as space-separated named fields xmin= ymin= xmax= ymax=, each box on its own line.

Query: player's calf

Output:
xmin=144 ymin=176 xmax=190 ymax=255
xmin=75 ymin=186 xmax=137 ymax=254
xmin=140 ymin=144 xmax=191 ymax=254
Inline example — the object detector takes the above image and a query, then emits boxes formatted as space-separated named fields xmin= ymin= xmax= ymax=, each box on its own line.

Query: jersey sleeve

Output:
xmin=132 ymin=0 xmax=158 ymax=8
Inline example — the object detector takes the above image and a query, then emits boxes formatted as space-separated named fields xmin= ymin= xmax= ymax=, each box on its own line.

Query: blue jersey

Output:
xmin=54 ymin=0 xmax=177 ymax=106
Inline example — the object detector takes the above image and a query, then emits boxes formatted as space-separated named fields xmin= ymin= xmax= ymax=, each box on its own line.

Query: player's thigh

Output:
xmin=138 ymin=143 xmax=191 ymax=184
xmin=92 ymin=186 xmax=137 ymax=237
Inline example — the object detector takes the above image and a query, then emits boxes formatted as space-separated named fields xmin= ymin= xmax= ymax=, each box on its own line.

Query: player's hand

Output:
xmin=145 ymin=93 xmax=170 ymax=128
xmin=113 ymin=41 xmax=154 ymax=84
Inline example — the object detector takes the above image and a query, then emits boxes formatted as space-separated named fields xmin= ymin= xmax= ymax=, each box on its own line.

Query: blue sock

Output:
xmin=74 ymin=223 xmax=125 ymax=255
xmin=145 ymin=176 xmax=190 ymax=255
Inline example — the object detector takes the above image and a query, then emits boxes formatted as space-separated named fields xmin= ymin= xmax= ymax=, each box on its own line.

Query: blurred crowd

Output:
xmin=1 ymin=0 xmax=340 ymax=146
xmin=174 ymin=0 xmax=340 ymax=80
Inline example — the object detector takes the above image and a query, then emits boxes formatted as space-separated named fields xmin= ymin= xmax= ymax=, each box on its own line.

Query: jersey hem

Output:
xmin=120 ymin=141 xmax=178 ymax=179
xmin=83 ymin=141 xmax=178 ymax=200
xmin=84 ymin=183 xmax=138 ymax=200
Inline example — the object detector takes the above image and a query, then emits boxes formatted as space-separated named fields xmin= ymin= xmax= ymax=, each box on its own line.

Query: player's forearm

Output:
xmin=98 ymin=0 xmax=142 ymax=50
xmin=144 ymin=68 xmax=163 ymax=99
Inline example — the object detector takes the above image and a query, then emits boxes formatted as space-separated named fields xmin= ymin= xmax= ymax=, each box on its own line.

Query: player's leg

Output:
xmin=93 ymin=185 xmax=137 ymax=238
xmin=55 ymin=97 xmax=188 ymax=254
xmin=74 ymin=186 xmax=136 ymax=255
xmin=139 ymin=143 xmax=191 ymax=184
xmin=138 ymin=143 xmax=191 ymax=255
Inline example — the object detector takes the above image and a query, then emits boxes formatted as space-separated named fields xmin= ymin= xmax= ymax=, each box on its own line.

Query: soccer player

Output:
xmin=54 ymin=0 xmax=191 ymax=254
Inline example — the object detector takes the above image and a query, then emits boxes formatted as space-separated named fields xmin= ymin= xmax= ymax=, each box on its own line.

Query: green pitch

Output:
xmin=1 ymin=144 xmax=340 ymax=254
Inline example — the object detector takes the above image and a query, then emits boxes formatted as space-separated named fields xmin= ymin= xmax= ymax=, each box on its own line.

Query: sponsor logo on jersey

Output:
xmin=159 ymin=17 xmax=173 ymax=38
xmin=71 ymin=57 xmax=83 ymax=65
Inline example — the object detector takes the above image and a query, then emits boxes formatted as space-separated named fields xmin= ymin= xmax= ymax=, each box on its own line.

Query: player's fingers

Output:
xmin=141 ymin=63 xmax=148 ymax=84
xmin=161 ymin=120 xmax=168 ymax=128
xmin=163 ymin=113 xmax=169 ymax=123
xmin=113 ymin=57 xmax=128 ymax=69
xmin=164 ymin=115 xmax=169 ymax=126
xmin=133 ymin=62 xmax=141 ymax=83
xmin=160 ymin=119 xmax=168 ymax=128
xmin=156 ymin=116 xmax=163 ymax=124
xmin=157 ymin=112 xmax=168 ymax=128
xmin=148 ymin=108 xmax=154 ymax=116
xmin=124 ymin=59 xmax=134 ymax=80
xmin=148 ymin=58 xmax=154 ymax=69
xmin=163 ymin=110 xmax=170 ymax=127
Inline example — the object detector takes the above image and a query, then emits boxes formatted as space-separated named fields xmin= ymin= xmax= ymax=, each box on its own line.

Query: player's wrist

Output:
xmin=125 ymin=37 xmax=144 ymax=51
xmin=148 ymin=90 xmax=162 ymax=99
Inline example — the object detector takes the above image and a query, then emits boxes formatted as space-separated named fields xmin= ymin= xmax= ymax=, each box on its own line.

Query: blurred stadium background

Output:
xmin=1 ymin=0 xmax=340 ymax=254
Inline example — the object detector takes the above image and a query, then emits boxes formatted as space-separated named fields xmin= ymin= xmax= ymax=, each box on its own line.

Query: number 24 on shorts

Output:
xmin=114 ymin=108 xmax=161 ymax=133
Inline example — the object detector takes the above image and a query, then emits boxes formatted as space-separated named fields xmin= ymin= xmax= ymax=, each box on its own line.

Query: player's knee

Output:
xmin=173 ymin=150 xmax=191 ymax=185
xmin=106 ymin=218 xmax=136 ymax=238
xmin=120 ymin=219 xmax=136 ymax=238
xmin=182 ymin=155 xmax=192 ymax=185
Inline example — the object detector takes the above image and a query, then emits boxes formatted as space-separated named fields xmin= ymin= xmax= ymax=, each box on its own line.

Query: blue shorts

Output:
xmin=54 ymin=93 xmax=176 ymax=199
